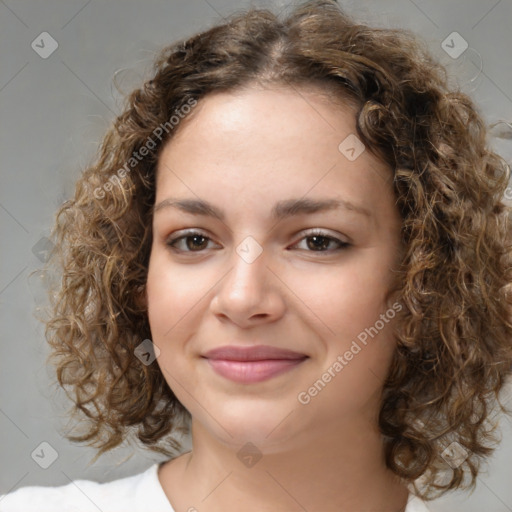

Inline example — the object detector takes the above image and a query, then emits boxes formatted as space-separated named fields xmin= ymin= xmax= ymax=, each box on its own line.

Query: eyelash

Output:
xmin=165 ymin=229 xmax=351 ymax=254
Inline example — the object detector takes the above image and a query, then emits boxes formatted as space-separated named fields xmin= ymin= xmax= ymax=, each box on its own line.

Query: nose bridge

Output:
xmin=211 ymin=234 xmax=284 ymax=324
xmin=226 ymin=234 xmax=267 ymax=296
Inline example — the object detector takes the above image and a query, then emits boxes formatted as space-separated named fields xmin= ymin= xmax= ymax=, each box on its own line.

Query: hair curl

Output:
xmin=42 ymin=0 xmax=512 ymax=500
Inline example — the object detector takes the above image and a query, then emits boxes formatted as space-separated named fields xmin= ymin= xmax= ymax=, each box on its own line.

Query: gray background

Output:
xmin=1 ymin=0 xmax=512 ymax=510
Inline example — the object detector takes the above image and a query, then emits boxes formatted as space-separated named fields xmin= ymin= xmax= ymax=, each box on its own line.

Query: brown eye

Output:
xmin=166 ymin=231 xmax=216 ymax=252
xmin=306 ymin=235 xmax=333 ymax=251
xmin=293 ymin=230 xmax=350 ymax=252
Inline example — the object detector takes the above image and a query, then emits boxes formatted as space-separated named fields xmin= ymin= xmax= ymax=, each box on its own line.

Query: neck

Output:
xmin=159 ymin=414 xmax=410 ymax=512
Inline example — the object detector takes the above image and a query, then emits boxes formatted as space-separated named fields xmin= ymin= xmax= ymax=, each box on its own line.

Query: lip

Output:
xmin=202 ymin=345 xmax=308 ymax=384
xmin=203 ymin=345 xmax=307 ymax=361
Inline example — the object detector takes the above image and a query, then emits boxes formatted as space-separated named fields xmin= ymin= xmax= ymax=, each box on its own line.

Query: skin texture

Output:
xmin=146 ymin=86 xmax=409 ymax=511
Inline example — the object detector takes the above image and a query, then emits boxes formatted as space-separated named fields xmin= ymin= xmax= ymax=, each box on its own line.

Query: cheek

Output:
xmin=291 ymin=253 xmax=396 ymax=339
xmin=146 ymin=251 xmax=196 ymax=357
xmin=292 ymin=253 xmax=399 ymax=391
xmin=146 ymin=252 xmax=203 ymax=393
xmin=146 ymin=249 xmax=206 ymax=332
xmin=302 ymin=285 xmax=398 ymax=415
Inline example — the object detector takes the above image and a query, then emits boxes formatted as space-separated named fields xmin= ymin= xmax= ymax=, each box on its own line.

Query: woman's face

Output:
xmin=146 ymin=86 xmax=403 ymax=452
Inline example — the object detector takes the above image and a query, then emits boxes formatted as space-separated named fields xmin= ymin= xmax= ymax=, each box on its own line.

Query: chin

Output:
xmin=197 ymin=401 xmax=304 ymax=453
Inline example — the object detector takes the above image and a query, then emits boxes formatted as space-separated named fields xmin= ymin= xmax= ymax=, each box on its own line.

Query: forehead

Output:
xmin=155 ymin=86 xmax=394 ymax=223
xmin=169 ymin=85 xmax=359 ymax=146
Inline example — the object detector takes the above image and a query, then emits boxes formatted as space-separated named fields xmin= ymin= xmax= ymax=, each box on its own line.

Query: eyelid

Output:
xmin=165 ymin=228 xmax=218 ymax=250
xmin=290 ymin=228 xmax=351 ymax=251
xmin=296 ymin=228 xmax=350 ymax=244
xmin=167 ymin=228 xmax=210 ymax=239
xmin=165 ymin=228 xmax=350 ymax=254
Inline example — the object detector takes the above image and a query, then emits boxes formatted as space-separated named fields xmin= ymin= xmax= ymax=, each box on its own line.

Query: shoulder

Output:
xmin=0 ymin=463 xmax=174 ymax=512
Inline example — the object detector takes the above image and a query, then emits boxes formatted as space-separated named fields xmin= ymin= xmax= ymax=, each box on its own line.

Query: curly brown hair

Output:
xmin=42 ymin=0 xmax=512 ymax=501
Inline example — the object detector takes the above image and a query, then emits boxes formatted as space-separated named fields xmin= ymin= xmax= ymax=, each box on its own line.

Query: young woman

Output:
xmin=2 ymin=1 xmax=511 ymax=510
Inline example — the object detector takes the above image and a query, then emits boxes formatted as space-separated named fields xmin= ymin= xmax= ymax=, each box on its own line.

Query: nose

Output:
xmin=210 ymin=239 xmax=286 ymax=328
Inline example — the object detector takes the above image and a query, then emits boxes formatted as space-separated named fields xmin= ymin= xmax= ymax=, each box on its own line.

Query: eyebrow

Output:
xmin=152 ymin=196 xmax=373 ymax=221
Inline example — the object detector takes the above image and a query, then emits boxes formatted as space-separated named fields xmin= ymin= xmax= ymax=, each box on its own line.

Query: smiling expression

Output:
xmin=146 ymin=85 xmax=403 ymax=451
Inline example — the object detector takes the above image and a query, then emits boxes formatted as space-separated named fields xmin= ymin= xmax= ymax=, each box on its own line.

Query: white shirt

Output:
xmin=0 ymin=463 xmax=432 ymax=511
